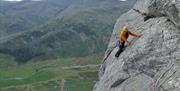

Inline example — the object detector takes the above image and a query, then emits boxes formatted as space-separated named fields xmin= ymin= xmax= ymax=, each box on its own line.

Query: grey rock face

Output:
xmin=134 ymin=0 xmax=180 ymax=28
xmin=93 ymin=0 xmax=180 ymax=91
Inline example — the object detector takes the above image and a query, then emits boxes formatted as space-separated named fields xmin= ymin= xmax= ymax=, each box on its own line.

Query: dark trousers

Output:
xmin=115 ymin=41 xmax=125 ymax=57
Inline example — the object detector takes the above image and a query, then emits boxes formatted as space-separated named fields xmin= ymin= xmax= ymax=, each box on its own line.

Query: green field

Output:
xmin=0 ymin=53 xmax=103 ymax=91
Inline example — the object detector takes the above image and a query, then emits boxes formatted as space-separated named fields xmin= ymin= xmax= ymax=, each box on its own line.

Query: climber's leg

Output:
xmin=115 ymin=41 xmax=125 ymax=57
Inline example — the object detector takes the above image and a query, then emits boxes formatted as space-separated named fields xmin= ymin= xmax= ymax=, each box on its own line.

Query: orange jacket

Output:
xmin=119 ymin=27 xmax=140 ymax=43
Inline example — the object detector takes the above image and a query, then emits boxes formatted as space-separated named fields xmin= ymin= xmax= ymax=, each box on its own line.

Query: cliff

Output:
xmin=93 ymin=0 xmax=180 ymax=91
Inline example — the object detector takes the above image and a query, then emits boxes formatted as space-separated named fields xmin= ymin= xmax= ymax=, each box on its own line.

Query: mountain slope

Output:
xmin=94 ymin=0 xmax=180 ymax=91
xmin=0 ymin=0 xmax=136 ymax=63
xmin=0 ymin=0 xmax=62 ymax=35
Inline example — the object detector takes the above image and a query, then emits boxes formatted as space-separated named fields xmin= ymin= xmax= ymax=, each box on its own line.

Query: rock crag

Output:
xmin=93 ymin=0 xmax=180 ymax=91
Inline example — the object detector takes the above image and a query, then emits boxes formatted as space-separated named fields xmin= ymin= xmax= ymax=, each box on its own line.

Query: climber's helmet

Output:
xmin=122 ymin=26 xmax=129 ymax=33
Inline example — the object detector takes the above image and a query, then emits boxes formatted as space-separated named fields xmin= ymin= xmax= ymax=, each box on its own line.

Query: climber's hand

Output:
xmin=127 ymin=41 xmax=132 ymax=45
xmin=137 ymin=34 xmax=143 ymax=38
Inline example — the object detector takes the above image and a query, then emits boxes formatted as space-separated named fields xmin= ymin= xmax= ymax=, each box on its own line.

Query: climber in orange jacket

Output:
xmin=115 ymin=26 xmax=142 ymax=57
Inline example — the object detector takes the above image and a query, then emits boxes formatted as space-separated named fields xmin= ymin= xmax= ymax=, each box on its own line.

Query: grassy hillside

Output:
xmin=0 ymin=54 xmax=103 ymax=91
xmin=0 ymin=0 xmax=135 ymax=63
xmin=0 ymin=0 xmax=81 ymax=35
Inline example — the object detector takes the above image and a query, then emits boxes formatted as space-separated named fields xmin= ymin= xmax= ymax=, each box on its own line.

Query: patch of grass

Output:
xmin=64 ymin=79 xmax=96 ymax=91
xmin=0 ymin=71 xmax=56 ymax=87
xmin=0 ymin=67 xmax=35 ymax=79
xmin=0 ymin=53 xmax=103 ymax=91
xmin=56 ymin=53 xmax=103 ymax=66
xmin=78 ymin=71 xmax=98 ymax=79
xmin=32 ymin=81 xmax=61 ymax=91
xmin=0 ymin=54 xmax=17 ymax=69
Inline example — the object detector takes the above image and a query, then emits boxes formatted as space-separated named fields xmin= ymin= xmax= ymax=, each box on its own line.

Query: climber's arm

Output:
xmin=129 ymin=31 xmax=142 ymax=38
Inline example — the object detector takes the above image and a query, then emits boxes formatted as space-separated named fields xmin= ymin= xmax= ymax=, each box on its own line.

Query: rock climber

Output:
xmin=115 ymin=26 xmax=142 ymax=58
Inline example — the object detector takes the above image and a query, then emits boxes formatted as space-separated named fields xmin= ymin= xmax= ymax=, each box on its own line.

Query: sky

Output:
xmin=2 ymin=0 xmax=127 ymax=2
xmin=3 ymin=0 xmax=22 ymax=1
xmin=119 ymin=0 xmax=127 ymax=1
xmin=3 ymin=0 xmax=127 ymax=1
xmin=2 ymin=0 xmax=42 ymax=1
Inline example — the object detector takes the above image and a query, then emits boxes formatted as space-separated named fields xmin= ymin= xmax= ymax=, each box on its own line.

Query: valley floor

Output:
xmin=0 ymin=54 xmax=103 ymax=91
